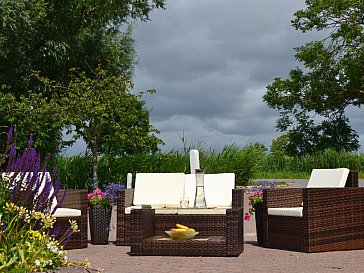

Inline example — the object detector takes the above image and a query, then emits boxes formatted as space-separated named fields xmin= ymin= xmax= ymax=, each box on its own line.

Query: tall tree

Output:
xmin=0 ymin=0 xmax=165 ymax=153
xmin=0 ymin=0 xmax=165 ymax=94
xmin=41 ymin=67 xmax=163 ymax=181
xmin=263 ymin=0 xmax=363 ymax=156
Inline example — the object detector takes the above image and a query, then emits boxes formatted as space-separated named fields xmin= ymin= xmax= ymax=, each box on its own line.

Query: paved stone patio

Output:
xmin=67 ymin=185 xmax=364 ymax=273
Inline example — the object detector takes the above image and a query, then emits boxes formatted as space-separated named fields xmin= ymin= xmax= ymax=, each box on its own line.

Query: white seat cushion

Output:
xmin=154 ymin=209 xmax=178 ymax=214
xmin=124 ymin=206 xmax=178 ymax=214
xmin=125 ymin=205 xmax=142 ymax=214
xmin=54 ymin=208 xmax=81 ymax=217
xmin=185 ymin=173 xmax=235 ymax=208
xmin=307 ymin=168 xmax=349 ymax=188
xmin=133 ymin=173 xmax=185 ymax=206
xmin=177 ymin=208 xmax=227 ymax=215
xmin=268 ymin=207 xmax=303 ymax=217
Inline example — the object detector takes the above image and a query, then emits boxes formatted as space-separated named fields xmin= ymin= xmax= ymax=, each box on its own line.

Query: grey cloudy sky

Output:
xmin=63 ymin=0 xmax=364 ymax=155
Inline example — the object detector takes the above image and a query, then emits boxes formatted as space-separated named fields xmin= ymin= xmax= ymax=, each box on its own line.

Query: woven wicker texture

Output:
xmin=89 ymin=205 xmax=112 ymax=245
xmin=55 ymin=189 xmax=88 ymax=249
xmin=116 ymin=188 xmax=244 ymax=256
xmin=263 ymin=171 xmax=364 ymax=252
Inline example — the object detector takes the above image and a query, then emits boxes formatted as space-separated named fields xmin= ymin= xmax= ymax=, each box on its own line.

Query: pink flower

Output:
xmin=244 ymin=212 xmax=251 ymax=221
xmin=88 ymin=189 xmax=105 ymax=201
xmin=87 ymin=193 xmax=94 ymax=200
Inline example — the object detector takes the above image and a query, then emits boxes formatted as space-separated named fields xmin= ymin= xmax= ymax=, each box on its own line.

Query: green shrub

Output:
xmin=52 ymin=143 xmax=265 ymax=188
xmin=258 ymin=149 xmax=364 ymax=178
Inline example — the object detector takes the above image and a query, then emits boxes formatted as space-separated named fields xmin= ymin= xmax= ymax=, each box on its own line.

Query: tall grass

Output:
xmin=51 ymin=143 xmax=265 ymax=188
xmin=258 ymin=149 xmax=364 ymax=178
xmin=51 ymin=147 xmax=364 ymax=189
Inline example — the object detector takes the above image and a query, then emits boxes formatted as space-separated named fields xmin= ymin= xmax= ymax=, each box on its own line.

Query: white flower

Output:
xmin=35 ymin=260 xmax=40 ymax=266
xmin=63 ymin=256 xmax=68 ymax=262
xmin=47 ymin=242 xmax=58 ymax=252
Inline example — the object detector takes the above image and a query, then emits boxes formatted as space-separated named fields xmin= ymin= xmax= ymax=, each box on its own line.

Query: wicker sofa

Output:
xmin=262 ymin=169 xmax=362 ymax=252
xmin=116 ymin=173 xmax=244 ymax=256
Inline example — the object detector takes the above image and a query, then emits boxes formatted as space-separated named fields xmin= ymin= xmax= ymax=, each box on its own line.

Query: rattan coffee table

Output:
xmin=130 ymin=235 xmax=231 ymax=256
xmin=127 ymin=207 xmax=244 ymax=257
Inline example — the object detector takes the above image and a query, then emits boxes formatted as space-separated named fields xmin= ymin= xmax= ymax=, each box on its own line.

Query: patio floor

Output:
xmin=67 ymin=183 xmax=364 ymax=273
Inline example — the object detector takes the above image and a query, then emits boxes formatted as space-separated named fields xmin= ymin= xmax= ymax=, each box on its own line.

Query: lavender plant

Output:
xmin=1 ymin=128 xmax=65 ymax=214
xmin=0 ymin=128 xmax=84 ymax=272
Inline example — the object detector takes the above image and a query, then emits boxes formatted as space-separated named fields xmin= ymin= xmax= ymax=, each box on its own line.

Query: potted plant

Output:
xmin=245 ymin=180 xmax=277 ymax=246
xmin=88 ymin=188 xmax=112 ymax=245
xmin=88 ymin=183 xmax=125 ymax=245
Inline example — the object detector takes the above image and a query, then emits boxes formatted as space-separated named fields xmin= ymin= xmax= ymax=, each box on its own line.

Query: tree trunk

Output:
xmin=91 ymin=141 xmax=98 ymax=186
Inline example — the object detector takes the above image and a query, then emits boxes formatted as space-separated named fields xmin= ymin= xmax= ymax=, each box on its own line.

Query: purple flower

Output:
xmin=104 ymin=183 xmax=125 ymax=204
xmin=245 ymin=179 xmax=277 ymax=221
xmin=2 ymin=132 xmax=63 ymax=214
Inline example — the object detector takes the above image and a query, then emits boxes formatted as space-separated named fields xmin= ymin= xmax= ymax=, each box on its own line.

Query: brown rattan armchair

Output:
xmin=262 ymin=170 xmax=363 ymax=252
xmin=116 ymin=187 xmax=245 ymax=256
xmin=54 ymin=189 xmax=88 ymax=249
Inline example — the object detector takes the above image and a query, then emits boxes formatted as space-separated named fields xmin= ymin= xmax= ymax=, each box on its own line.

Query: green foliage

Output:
xmin=0 ymin=0 xmax=165 ymax=94
xmin=0 ymin=203 xmax=74 ymax=272
xmin=259 ymin=148 xmax=364 ymax=178
xmin=50 ymin=155 xmax=92 ymax=189
xmin=0 ymin=92 xmax=63 ymax=154
xmin=41 ymin=67 xmax=163 ymax=181
xmin=200 ymin=143 xmax=266 ymax=185
xmin=51 ymin=146 xmax=364 ymax=188
xmin=0 ymin=0 xmax=165 ymax=154
xmin=270 ymin=134 xmax=290 ymax=156
xmin=263 ymin=0 xmax=364 ymax=155
xmin=51 ymin=143 xmax=266 ymax=188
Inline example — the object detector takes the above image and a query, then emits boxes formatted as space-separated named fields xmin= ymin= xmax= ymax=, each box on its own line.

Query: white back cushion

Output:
xmin=185 ymin=173 xmax=235 ymax=208
xmin=184 ymin=174 xmax=196 ymax=208
xmin=1 ymin=172 xmax=57 ymax=212
xmin=37 ymin=172 xmax=58 ymax=212
xmin=133 ymin=173 xmax=185 ymax=206
xmin=307 ymin=168 xmax=349 ymax=188
xmin=205 ymin=173 xmax=235 ymax=207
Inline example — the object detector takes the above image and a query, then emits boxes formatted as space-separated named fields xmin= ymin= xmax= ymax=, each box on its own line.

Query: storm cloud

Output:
xmin=63 ymin=0 xmax=364 ymax=155
xmin=133 ymin=0 xmax=309 ymax=151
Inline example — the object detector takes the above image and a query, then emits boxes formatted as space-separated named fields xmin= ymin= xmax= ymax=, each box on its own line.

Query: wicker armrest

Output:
xmin=345 ymin=171 xmax=358 ymax=187
xmin=117 ymin=189 xmax=134 ymax=211
xmin=303 ymin=187 xmax=364 ymax=216
xmin=263 ymin=188 xmax=303 ymax=208
xmin=129 ymin=208 xmax=155 ymax=245
xmin=58 ymin=189 xmax=88 ymax=214
xmin=232 ymin=188 xmax=245 ymax=208
xmin=116 ymin=188 xmax=135 ymax=246
xmin=225 ymin=208 xmax=244 ymax=256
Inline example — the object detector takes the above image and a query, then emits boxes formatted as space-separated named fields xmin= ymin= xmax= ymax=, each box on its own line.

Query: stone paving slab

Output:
xmin=67 ymin=192 xmax=364 ymax=273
